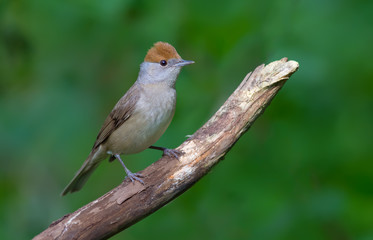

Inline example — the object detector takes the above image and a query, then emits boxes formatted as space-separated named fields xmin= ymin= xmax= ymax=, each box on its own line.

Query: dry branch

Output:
xmin=34 ymin=58 xmax=299 ymax=240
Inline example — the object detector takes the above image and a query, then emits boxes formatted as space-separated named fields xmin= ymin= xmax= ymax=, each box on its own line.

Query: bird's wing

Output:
xmin=92 ymin=84 xmax=141 ymax=150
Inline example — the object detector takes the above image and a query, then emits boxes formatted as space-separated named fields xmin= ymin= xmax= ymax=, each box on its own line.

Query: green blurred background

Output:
xmin=1 ymin=0 xmax=372 ymax=239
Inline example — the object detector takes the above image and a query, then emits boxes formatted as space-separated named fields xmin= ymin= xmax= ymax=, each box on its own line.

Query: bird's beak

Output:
xmin=174 ymin=59 xmax=195 ymax=67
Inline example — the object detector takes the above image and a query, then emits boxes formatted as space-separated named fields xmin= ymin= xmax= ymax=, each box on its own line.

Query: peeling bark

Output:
xmin=34 ymin=58 xmax=299 ymax=240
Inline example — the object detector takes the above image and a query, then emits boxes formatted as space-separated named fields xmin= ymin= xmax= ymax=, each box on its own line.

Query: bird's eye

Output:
xmin=160 ymin=60 xmax=167 ymax=66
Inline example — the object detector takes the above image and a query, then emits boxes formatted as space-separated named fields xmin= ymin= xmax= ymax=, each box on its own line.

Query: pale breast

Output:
xmin=105 ymin=84 xmax=176 ymax=155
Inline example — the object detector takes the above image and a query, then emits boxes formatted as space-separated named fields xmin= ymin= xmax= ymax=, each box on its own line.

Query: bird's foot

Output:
xmin=163 ymin=148 xmax=183 ymax=159
xmin=125 ymin=171 xmax=144 ymax=185
xmin=115 ymin=154 xmax=144 ymax=184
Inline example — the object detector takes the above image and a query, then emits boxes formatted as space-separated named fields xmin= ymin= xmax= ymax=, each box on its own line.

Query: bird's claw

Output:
xmin=163 ymin=148 xmax=183 ymax=159
xmin=125 ymin=172 xmax=144 ymax=185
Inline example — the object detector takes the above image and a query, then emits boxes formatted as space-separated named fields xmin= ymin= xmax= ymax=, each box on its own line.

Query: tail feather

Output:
xmin=61 ymin=152 xmax=103 ymax=196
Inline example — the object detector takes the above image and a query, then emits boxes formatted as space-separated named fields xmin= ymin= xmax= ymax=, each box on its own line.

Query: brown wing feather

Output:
xmin=92 ymin=84 xmax=141 ymax=150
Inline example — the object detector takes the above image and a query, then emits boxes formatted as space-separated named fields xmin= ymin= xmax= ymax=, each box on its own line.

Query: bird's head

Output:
xmin=138 ymin=42 xmax=194 ymax=86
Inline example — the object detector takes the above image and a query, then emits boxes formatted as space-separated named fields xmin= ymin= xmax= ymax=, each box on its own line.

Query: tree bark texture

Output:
xmin=34 ymin=58 xmax=299 ymax=240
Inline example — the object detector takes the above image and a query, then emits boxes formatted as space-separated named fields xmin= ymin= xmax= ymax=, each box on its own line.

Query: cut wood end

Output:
xmin=258 ymin=58 xmax=299 ymax=88
xmin=245 ymin=57 xmax=299 ymax=93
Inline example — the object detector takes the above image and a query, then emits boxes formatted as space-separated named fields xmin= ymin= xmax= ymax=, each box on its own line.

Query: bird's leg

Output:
xmin=149 ymin=146 xmax=183 ymax=159
xmin=114 ymin=154 xmax=144 ymax=184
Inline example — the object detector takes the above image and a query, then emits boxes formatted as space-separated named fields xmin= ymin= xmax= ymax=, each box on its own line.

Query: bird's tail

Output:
xmin=61 ymin=151 xmax=104 ymax=196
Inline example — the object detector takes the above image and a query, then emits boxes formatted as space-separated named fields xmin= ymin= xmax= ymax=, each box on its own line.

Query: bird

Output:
xmin=61 ymin=42 xmax=194 ymax=196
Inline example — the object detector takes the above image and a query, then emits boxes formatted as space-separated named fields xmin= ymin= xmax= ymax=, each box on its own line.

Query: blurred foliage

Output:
xmin=1 ymin=0 xmax=372 ymax=239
